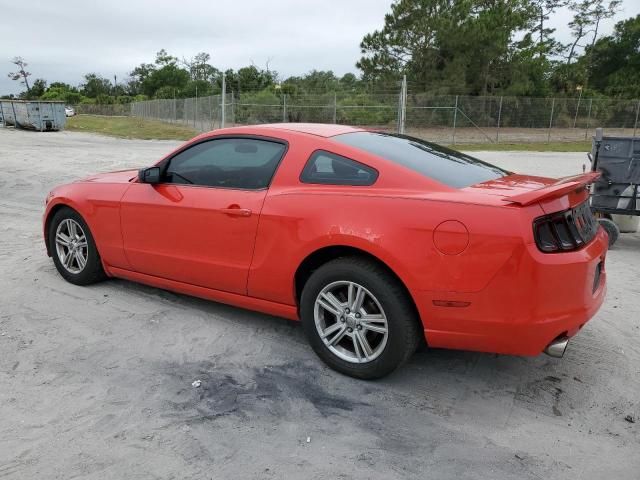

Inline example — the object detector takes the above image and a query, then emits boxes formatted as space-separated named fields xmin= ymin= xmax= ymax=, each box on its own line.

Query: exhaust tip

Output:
xmin=544 ymin=337 xmax=569 ymax=358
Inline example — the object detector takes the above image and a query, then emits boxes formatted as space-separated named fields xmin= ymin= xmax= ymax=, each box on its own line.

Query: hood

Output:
xmin=78 ymin=169 xmax=139 ymax=184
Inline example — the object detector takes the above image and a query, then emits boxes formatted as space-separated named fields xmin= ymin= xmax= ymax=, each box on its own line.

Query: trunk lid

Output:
xmin=464 ymin=172 xmax=600 ymax=211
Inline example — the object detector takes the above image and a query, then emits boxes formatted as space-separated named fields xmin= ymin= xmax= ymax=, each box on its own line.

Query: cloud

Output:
xmin=0 ymin=0 xmax=391 ymax=94
xmin=1 ymin=0 xmax=638 ymax=95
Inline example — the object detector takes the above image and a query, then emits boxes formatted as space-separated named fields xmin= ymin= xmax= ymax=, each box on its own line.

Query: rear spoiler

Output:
xmin=503 ymin=172 xmax=601 ymax=206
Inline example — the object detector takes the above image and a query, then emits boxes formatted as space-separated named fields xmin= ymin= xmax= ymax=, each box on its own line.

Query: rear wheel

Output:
xmin=597 ymin=217 xmax=619 ymax=248
xmin=300 ymin=257 xmax=421 ymax=379
xmin=48 ymin=207 xmax=106 ymax=285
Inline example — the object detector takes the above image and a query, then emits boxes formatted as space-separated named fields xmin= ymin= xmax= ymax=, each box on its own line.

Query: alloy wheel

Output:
xmin=55 ymin=218 xmax=88 ymax=274
xmin=314 ymin=280 xmax=389 ymax=364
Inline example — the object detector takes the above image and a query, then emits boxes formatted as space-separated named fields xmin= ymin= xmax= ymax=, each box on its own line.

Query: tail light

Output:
xmin=533 ymin=201 xmax=598 ymax=253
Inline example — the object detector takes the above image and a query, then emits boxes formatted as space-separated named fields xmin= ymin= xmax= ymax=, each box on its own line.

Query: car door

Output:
xmin=119 ymin=136 xmax=287 ymax=295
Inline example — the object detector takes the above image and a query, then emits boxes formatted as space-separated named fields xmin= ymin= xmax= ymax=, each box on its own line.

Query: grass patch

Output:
xmin=66 ymin=115 xmax=199 ymax=141
xmin=456 ymin=141 xmax=592 ymax=152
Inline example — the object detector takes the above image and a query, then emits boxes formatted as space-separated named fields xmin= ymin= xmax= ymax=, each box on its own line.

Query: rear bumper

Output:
xmin=414 ymin=227 xmax=608 ymax=356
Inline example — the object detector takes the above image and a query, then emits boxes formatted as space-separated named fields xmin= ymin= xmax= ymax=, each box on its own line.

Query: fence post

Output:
xmin=633 ymin=100 xmax=640 ymax=138
xmin=194 ymin=84 xmax=198 ymax=129
xmin=547 ymin=98 xmax=555 ymax=144
xmin=585 ymin=98 xmax=593 ymax=140
xmin=209 ymin=96 xmax=213 ymax=130
xmin=333 ymin=92 xmax=337 ymax=124
xmin=396 ymin=93 xmax=401 ymax=133
xmin=496 ymin=96 xmax=503 ymax=143
xmin=452 ymin=95 xmax=459 ymax=145
xmin=231 ymin=92 xmax=235 ymax=126
xmin=398 ymin=75 xmax=407 ymax=134
xmin=221 ymin=72 xmax=226 ymax=128
xmin=283 ymin=94 xmax=287 ymax=123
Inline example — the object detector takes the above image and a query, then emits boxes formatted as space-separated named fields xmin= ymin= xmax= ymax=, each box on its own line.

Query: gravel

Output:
xmin=0 ymin=128 xmax=638 ymax=479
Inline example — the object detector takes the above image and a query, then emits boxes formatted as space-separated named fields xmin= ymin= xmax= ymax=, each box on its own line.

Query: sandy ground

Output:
xmin=0 ymin=128 xmax=638 ymax=480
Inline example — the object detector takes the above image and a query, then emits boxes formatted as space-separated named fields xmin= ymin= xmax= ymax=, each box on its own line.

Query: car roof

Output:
xmin=249 ymin=123 xmax=365 ymax=138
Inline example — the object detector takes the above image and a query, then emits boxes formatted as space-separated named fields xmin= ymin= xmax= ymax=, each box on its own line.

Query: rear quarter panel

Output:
xmin=247 ymin=188 xmax=533 ymax=306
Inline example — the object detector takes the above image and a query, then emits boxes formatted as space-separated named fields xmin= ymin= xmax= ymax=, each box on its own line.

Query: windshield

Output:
xmin=332 ymin=132 xmax=508 ymax=188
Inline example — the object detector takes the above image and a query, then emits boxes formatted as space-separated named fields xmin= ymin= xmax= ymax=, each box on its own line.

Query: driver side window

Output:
xmin=165 ymin=138 xmax=287 ymax=189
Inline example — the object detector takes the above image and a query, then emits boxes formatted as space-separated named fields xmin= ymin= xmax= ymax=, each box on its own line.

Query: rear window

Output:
xmin=332 ymin=132 xmax=508 ymax=188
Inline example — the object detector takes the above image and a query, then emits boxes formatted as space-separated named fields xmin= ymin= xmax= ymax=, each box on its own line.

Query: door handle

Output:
xmin=220 ymin=206 xmax=252 ymax=217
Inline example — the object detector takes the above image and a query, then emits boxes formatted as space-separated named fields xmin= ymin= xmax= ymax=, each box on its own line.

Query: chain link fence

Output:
xmin=89 ymin=85 xmax=640 ymax=145
xmin=73 ymin=104 xmax=132 ymax=116
xmin=129 ymin=95 xmax=228 ymax=131
xmin=402 ymin=94 xmax=640 ymax=144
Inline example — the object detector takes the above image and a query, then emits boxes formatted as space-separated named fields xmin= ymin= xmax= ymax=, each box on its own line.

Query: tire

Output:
xmin=48 ymin=207 xmax=106 ymax=285
xmin=597 ymin=217 xmax=619 ymax=248
xmin=300 ymin=257 xmax=421 ymax=379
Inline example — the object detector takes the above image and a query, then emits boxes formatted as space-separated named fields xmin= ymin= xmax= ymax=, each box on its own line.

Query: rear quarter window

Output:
xmin=332 ymin=132 xmax=508 ymax=188
xmin=300 ymin=150 xmax=378 ymax=186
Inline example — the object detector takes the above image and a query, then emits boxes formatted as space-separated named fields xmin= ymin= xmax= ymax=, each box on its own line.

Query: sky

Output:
xmin=1 ymin=0 xmax=639 ymax=96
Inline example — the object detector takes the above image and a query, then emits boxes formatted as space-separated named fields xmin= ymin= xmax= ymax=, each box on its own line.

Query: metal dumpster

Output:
xmin=0 ymin=100 xmax=66 ymax=131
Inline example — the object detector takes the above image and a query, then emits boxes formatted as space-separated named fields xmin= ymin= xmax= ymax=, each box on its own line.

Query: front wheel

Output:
xmin=300 ymin=257 xmax=421 ymax=379
xmin=48 ymin=207 xmax=106 ymax=285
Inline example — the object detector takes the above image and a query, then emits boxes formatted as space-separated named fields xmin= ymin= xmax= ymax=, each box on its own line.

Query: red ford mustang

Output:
xmin=43 ymin=124 xmax=608 ymax=378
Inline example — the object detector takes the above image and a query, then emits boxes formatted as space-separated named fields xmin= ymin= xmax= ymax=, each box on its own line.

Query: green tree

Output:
xmin=587 ymin=14 xmax=640 ymax=97
xmin=28 ymin=78 xmax=47 ymax=99
xmin=553 ymin=0 xmax=622 ymax=92
xmin=530 ymin=0 xmax=569 ymax=58
xmin=357 ymin=0 xmax=537 ymax=95
xmin=183 ymin=52 xmax=219 ymax=82
xmin=41 ymin=82 xmax=82 ymax=104
xmin=128 ymin=63 xmax=156 ymax=96
xmin=155 ymin=49 xmax=178 ymax=67
xmin=237 ymin=65 xmax=277 ymax=92
xmin=180 ymin=79 xmax=214 ymax=98
xmin=339 ymin=73 xmax=359 ymax=90
xmin=566 ymin=0 xmax=593 ymax=65
xmin=81 ymin=73 xmax=113 ymax=98
xmin=296 ymin=70 xmax=339 ymax=92
xmin=143 ymin=64 xmax=190 ymax=97
xmin=585 ymin=0 xmax=622 ymax=50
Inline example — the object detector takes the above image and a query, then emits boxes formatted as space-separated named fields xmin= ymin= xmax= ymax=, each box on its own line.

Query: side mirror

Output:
xmin=138 ymin=167 xmax=161 ymax=184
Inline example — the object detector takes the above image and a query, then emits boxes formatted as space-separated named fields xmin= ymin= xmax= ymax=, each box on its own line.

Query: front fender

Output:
xmin=43 ymin=183 xmax=132 ymax=269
